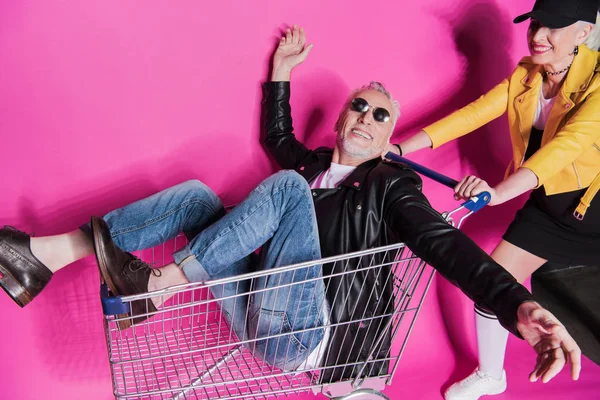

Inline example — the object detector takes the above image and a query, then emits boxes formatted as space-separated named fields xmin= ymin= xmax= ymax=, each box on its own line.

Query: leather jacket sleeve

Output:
xmin=262 ymin=81 xmax=312 ymax=169
xmin=384 ymin=178 xmax=535 ymax=336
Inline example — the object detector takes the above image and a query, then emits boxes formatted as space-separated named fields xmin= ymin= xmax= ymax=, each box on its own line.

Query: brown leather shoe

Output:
xmin=91 ymin=216 xmax=159 ymax=330
xmin=0 ymin=226 xmax=53 ymax=307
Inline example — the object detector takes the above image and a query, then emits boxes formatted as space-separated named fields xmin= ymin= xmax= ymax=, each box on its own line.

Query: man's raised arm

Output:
xmin=263 ymin=25 xmax=314 ymax=169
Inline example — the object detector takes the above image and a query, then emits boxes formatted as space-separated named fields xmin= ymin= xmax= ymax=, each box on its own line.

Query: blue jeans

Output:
xmin=85 ymin=171 xmax=325 ymax=370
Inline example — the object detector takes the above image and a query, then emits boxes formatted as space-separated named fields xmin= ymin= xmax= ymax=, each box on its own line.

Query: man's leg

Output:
xmin=246 ymin=213 xmax=326 ymax=371
xmin=92 ymin=179 xmax=226 ymax=252
xmin=0 ymin=180 xmax=225 ymax=307
xmin=170 ymin=171 xmax=325 ymax=370
xmin=91 ymin=170 xmax=324 ymax=364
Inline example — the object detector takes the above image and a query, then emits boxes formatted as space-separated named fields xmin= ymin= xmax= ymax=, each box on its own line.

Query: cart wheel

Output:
xmin=336 ymin=388 xmax=390 ymax=400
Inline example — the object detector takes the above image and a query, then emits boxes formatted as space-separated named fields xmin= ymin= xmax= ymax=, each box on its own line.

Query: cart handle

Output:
xmin=384 ymin=152 xmax=459 ymax=188
xmin=384 ymin=152 xmax=490 ymax=213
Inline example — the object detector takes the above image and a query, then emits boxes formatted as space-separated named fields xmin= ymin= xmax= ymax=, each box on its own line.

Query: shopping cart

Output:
xmin=100 ymin=155 xmax=491 ymax=400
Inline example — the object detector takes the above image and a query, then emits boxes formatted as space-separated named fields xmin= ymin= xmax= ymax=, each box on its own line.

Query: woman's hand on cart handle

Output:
xmin=455 ymin=168 xmax=539 ymax=206
xmin=453 ymin=175 xmax=502 ymax=206
xmin=381 ymin=143 xmax=402 ymax=160
xmin=516 ymin=301 xmax=582 ymax=383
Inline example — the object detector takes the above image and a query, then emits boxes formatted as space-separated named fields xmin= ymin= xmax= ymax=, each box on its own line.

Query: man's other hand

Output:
xmin=517 ymin=301 xmax=582 ymax=383
xmin=271 ymin=25 xmax=313 ymax=81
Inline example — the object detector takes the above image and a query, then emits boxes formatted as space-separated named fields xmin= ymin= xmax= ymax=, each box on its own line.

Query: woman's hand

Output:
xmin=271 ymin=25 xmax=313 ymax=82
xmin=455 ymin=168 xmax=538 ymax=206
xmin=454 ymin=175 xmax=501 ymax=205
xmin=381 ymin=143 xmax=401 ymax=160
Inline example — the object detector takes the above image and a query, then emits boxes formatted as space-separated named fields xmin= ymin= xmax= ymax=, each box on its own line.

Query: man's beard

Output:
xmin=337 ymin=135 xmax=379 ymax=159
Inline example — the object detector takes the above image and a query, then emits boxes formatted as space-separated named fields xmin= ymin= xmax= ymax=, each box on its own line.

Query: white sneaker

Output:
xmin=444 ymin=367 xmax=507 ymax=400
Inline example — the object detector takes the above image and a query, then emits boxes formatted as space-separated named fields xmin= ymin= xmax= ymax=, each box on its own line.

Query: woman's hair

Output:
xmin=580 ymin=12 xmax=600 ymax=50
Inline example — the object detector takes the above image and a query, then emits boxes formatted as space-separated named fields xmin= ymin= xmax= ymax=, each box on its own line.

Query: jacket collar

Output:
xmin=563 ymin=44 xmax=597 ymax=93
xmin=296 ymin=151 xmax=332 ymax=183
xmin=520 ymin=44 xmax=598 ymax=92
xmin=520 ymin=63 xmax=544 ymax=88
xmin=296 ymin=149 xmax=381 ymax=191
xmin=338 ymin=157 xmax=381 ymax=190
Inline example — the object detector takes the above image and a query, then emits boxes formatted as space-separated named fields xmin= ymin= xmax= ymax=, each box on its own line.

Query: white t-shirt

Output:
xmin=533 ymin=85 xmax=557 ymax=130
xmin=310 ymin=162 xmax=357 ymax=190
xmin=300 ymin=163 xmax=357 ymax=370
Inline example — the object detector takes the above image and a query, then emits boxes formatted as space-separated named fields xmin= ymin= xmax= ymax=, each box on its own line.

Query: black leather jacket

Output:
xmin=262 ymin=81 xmax=534 ymax=382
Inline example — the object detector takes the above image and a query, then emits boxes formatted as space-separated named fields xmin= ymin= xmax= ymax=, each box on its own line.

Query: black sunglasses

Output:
xmin=351 ymin=97 xmax=391 ymax=123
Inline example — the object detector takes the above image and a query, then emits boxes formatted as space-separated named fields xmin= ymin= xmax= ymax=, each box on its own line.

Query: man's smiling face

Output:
xmin=335 ymin=89 xmax=395 ymax=162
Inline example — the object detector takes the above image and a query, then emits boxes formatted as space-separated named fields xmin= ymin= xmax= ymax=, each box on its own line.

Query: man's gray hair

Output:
xmin=336 ymin=81 xmax=401 ymax=131
xmin=580 ymin=12 xmax=600 ymax=50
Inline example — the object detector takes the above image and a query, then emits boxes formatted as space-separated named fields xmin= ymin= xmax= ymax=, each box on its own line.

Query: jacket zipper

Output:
xmin=572 ymin=163 xmax=582 ymax=188
xmin=516 ymin=98 xmax=528 ymax=166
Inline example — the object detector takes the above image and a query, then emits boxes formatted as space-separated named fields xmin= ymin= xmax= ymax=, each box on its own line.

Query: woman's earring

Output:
xmin=574 ymin=45 xmax=579 ymax=55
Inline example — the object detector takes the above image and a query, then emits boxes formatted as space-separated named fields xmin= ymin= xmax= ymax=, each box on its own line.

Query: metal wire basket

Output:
xmin=101 ymin=156 xmax=489 ymax=399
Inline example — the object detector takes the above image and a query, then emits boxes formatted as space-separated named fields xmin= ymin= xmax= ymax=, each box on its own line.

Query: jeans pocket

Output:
xmin=249 ymin=308 xmax=309 ymax=369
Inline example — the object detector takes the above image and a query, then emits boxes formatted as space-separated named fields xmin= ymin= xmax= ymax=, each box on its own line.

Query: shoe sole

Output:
xmin=444 ymin=382 xmax=507 ymax=399
xmin=91 ymin=218 xmax=132 ymax=330
xmin=0 ymin=261 xmax=32 ymax=308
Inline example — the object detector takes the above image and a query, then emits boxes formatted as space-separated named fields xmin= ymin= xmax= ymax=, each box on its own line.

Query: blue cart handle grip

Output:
xmin=384 ymin=151 xmax=490 ymax=212
xmin=101 ymin=283 xmax=130 ymax=315
xmin=384 ymin=152 xmax=459 ymax=188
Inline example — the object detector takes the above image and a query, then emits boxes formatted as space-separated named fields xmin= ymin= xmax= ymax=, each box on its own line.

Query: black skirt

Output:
xmin=503 ymin=128 xmax=600 ymax=265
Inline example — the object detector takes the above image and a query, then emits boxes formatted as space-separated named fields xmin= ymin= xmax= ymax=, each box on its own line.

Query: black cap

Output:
xmin=513 ymin=0 xmax=599 ymax=29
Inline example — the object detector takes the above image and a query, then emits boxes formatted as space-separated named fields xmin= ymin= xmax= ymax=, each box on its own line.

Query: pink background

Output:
xmin=1 ymin=1 xmax=599 ymax=399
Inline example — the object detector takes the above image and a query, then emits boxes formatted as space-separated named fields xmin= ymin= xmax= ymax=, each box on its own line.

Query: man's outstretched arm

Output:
xmin=383 ymin=176 xmax=581 ymax=382
xmin=262 ymin=25 xmax=314 ymax=169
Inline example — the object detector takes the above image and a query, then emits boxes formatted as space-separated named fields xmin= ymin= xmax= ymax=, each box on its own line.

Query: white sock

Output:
xmin=475 ymin=305 xmax=509 ymax=380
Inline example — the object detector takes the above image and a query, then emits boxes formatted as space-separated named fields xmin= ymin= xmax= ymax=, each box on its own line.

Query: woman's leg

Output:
xmin=445 ymin=240 xmax=547 ymax=400
xmin=491 ymin=240 xmax=547 ymax=283
xmin=477 ymin=240 xmax=547 ymax=379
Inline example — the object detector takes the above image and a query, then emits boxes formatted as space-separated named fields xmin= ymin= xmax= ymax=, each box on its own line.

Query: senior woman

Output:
xmin=387 ymin=0 xmax=600 ymax=399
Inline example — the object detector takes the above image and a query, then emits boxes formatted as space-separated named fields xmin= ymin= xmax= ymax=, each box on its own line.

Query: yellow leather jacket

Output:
xmin=423 ymin=45 xmax=600 ymax=216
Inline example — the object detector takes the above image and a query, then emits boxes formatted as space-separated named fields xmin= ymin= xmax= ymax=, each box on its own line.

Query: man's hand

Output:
xmin=271 ymin=25 xmax=313 ymax=81
xmin=517 ymin=301 xmax=582 ymax=383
